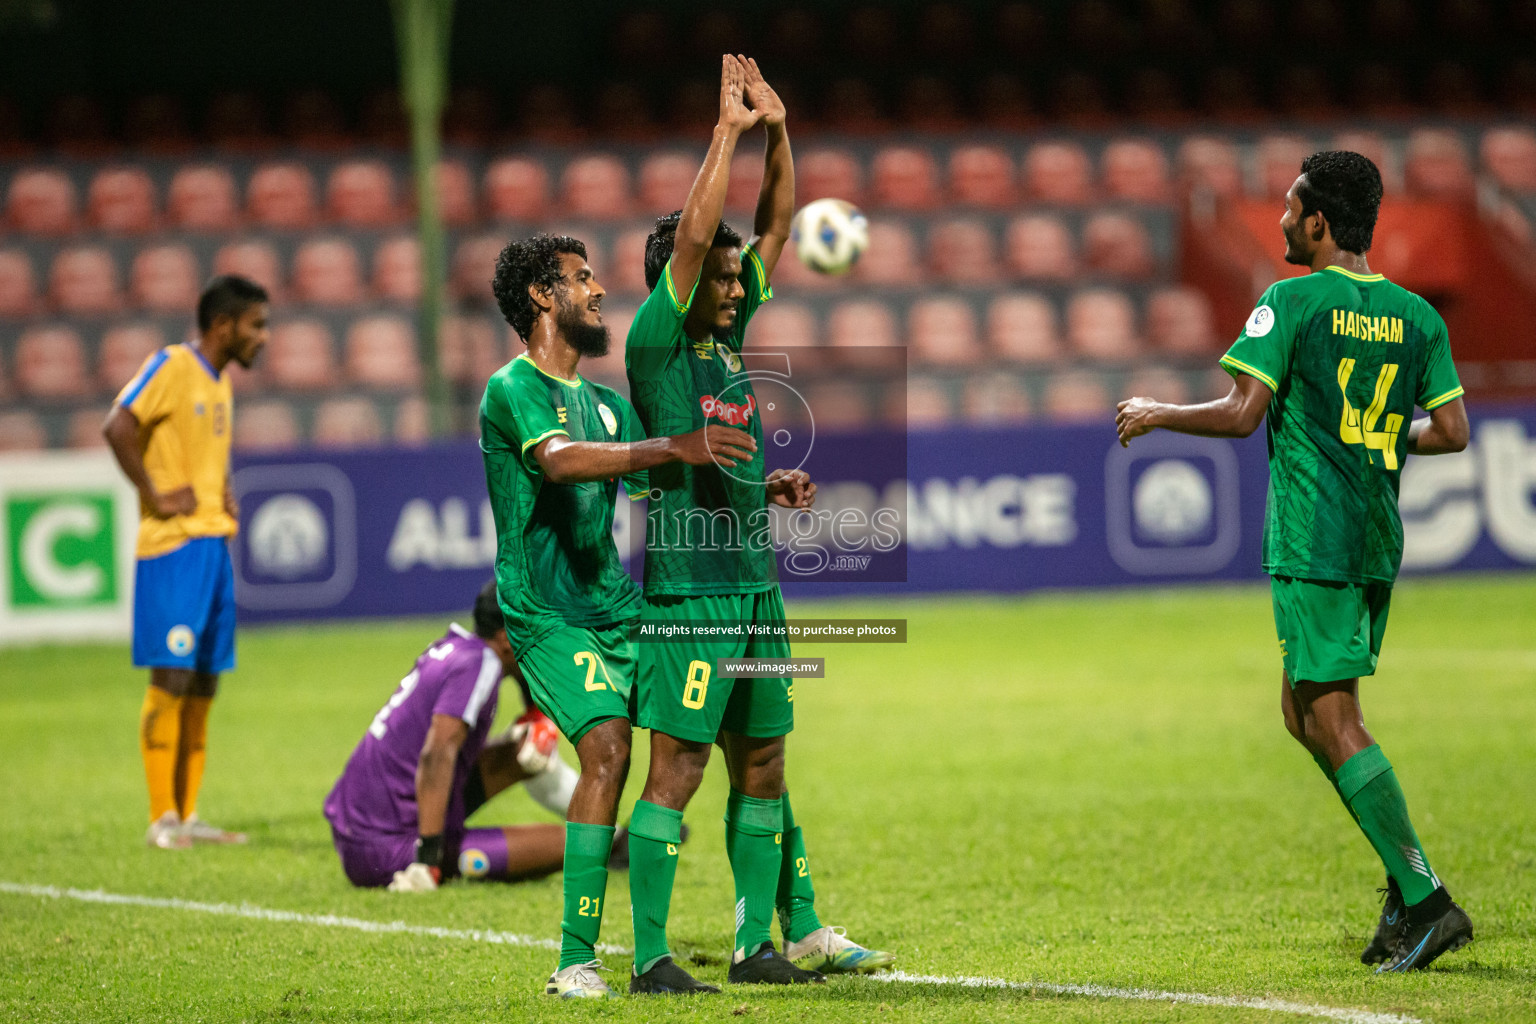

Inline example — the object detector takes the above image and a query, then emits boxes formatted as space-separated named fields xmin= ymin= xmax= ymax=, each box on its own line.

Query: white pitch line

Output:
xmin=3 ymin=882 xmax=1420 ymax=1024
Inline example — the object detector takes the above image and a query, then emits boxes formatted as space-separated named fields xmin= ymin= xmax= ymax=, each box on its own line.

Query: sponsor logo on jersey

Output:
xmin=700 ymin=394 xmax=757 ymax=426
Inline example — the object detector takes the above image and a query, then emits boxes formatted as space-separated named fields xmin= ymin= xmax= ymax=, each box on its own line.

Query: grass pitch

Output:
xmin=3 ymin=576 xmax=1535 ymax=1023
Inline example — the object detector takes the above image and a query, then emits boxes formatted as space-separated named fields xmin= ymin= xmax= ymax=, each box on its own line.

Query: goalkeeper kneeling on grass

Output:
xmin=323 ymin=580 xmax=640 ymax=890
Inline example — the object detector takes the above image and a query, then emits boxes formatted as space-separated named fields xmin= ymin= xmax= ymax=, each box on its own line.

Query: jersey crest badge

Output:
xmin=1244 ymin=304 xmax=1276 ymax=337
xmin=597 ymin=403 xmax=618 ymax=436
xmin=716 ymin=344 xmax=743 ymax=374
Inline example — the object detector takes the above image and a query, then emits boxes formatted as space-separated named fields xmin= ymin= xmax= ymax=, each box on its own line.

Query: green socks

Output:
xmin=559 ymin=822 xmax=614 ymax=969
xmin=628 ymin=800 xmax=683 ymax=975
xmin=1335 ymin=745 xmax=1440 ymax=906
xmin=724 ymin=790 xmax=783 ymax=959
xmin=776 ymin=793 xmax=823 ymax=943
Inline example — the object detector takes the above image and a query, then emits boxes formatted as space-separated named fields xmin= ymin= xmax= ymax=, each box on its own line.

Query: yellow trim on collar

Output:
xmin=1324 ymin=265 xmax=1385 ymax=282
xmin=516 ymin=354 xmax=582 ymax=387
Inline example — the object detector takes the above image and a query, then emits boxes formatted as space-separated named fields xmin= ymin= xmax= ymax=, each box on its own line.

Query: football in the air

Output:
xmin=790 ymin=198 xmax=870 ymax=275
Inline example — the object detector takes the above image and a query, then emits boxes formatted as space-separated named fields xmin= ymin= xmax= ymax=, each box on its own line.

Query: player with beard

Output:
xmin=481 ymin=233 xmax=758 ymax=998
xmin=1117 ymin=151 xmax=1473 ymax=972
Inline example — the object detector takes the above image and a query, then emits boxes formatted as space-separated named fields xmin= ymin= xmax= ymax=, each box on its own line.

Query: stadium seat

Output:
xmin=901 ymin=376 xmax=955 ymax=429
xmin=6 ymin=168 xmax=78 ymax=235
xmin=16 ymin=324 xmax=91 ymax=399
xmin=312 ymin=396 xmax=384 ymax=448
xmin=213 ymin=240 xmax=285 ymax=299
xmin=88 ymin=167 xmax=159 ymax=234
xmin=607 ymin=228 xmax=652 ymax=297
xmin=1124 ymin=68 xmax=1190 ymax=124
xmin=1276 ymin=65 xmax=1341 ymax=122
xmin=746 ymin=303 xmax=818 ymax=348
xmin=1082 ymin=212 xmax=1156 ymax=279
xmin=167 ymin=165 xmax=241 ymax=232
xmin=1256 ymin=134 xmax=1315 ymax=199
xmin=1201 ymin=67 xmax=1266 ymax=123
xmin=850 ymin=220 xmax=922 ymax=286
xmin=0 ymin=249 xmax=40 ymax=318
xmin=1042 ymin=370 xmax=1113 ymax=422
xmin=1049 ymin=71 xmax=1114 ymax=127
xmin=266 ymin=319 xmax=338 ymax=391
xmin=975 ymin=72 xmax=1038 ymax=132
xmin=1405 ymin=128 xmax=1476 ymax=198
xmin=1124 ymin=366 xmax=1192 ymax=405
xmin=1176 ymin=136 xmax=1245 ymax=197
xmin=797 ymin=149 xmax=864 ymax=206
xmin=987 ymin=292 xmax=1063 ymax=364
xmin=593 ymin=82 xmax=657 ymax=141
xmin=484 ymin=157 xmax=550 ymax=223
xmin=373 ymin=235 xmax=422 ymax=304
xmin=900 ymin=75 xmax=964 ymax=133
xmin=344 ymin=313 xmax=420 ymax=389
xmin=1022 ymin=141 xmax=1095 ymax=204
xmin=434 ymin=159 xmax=478 ymax=226
xmin=1146 ymin=286 xmax=1219 ymax=356
xmin=98 ymin=323 xmax=169 ymax=394
xmin=802 ymin=380 xmax=874 ymax=433
xmin=1101 ymin=138 xmax=1172 ymax=203
xmin=206 ymin=90 xmax=277 ymax=152
xmin=394 ymin=396 xmax=431 ymax=445
xmin=248 ymin=162 xmax=320 ymax=230
xmin=292 ymin=238 xmax=365 ymax=306
xmin=725 ymin=151 xmax=764 ymax=213
xmin=961 ymin=372 xmax=1032 ymax=425
xmin=439 ymin=314 xmax=505 ymax=385
xmin=231 ymin=400 xmax=301 ymax=451
xmin=0 ymin=410 xmax=47 ymax=451
xmin=1065 ymin=288 xmax=1141 ymax=361
xmin=1005 ymin=214 xmax=1078 ymax=280
xmin=1331 ymin=130 xmax=1400 ymax=193
xmin=928 ymin=218 xmax=1003 ymax=285
xmin=283 ymin=89 xmax=351 ymax=150
xmin=519 ymin=84 xmax=583 ymax=144
xmin=908 ymin=296 xmax=983 ymax=366
xmin=639 ymin=152 xmax=697 ymax=215
xmin=871 ymin=146 xmax=942 ymax=211
xmin=45 ymin=94 xmax=111 ymax=157
xmin=821 ymin=78 xmax=891 ymax=136
xmin=130 ymin=244 xmax=201 ymax=314
xmin=360 ymin=88 xmax=407 ymax=148
xmin=1482 ymin=127 xmax=1536 ymax=192
xmin=67 ymin=409 xmax=108 ymax=449
xmin=50 ymin=246 xmax=124 ymax=316
xmin=948 ymin=145 xmax=1016 ymax=208
xmin=828 ymin=300 xmax=899 ymax=349
xmin=122 ymin=94 xmax=194 ymax=154
xmin=444 ymin=86 xmax=499 ymax=147
xmin=452 ymin=235 xmax=505 ymax=303
xmin=561 ymin=155 xmax=631 ymax=220
xmin=327 ymin=160 xmax=400 ymax=228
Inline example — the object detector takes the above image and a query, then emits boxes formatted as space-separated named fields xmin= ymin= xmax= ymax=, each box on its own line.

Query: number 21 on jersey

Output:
xmin=1337 ymin=358 xmax=1403 ymax=470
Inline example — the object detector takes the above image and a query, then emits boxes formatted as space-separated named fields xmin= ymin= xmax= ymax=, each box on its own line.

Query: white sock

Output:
xmin=522 ymin=753 xmax=578 ymax=817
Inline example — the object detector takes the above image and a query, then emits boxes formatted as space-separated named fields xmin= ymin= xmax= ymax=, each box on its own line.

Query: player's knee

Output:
xmin=151 ymin=668 xmax=196 ymax=698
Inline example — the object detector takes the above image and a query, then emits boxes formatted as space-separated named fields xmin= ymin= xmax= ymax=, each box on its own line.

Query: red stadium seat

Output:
xmin=484 ymin=157 xmax=550 ymax=223
xmin=88 ymin=167 xmax=158 ymax=234
xmin=213 ymin=240 xmax=285 ymax=300
xmin=122 ymin=94 xmax=194 ymax=154
xmin=50 ymin=247 xmax=123 ymax=316
xmin=900 ymin=75 xmax=964 ymax=133
xmin=130 ymin=244 xmax=201 ymax=315
xmin=67 ymin=409 xmax=108 ymax=450
xmin=16 ymin=325 xmax=91 ymax=399
xmin=1005 ymin=214 xmax=1077 ymax=280
xmin=394 ymin=396 xmax=431 ymax=446
xmin=1082 ymin=213 xmax=1156 ymax=279
xmin=1255 ymin=134 xmax=1315 ymax=199
xmin=908 ymin=296 xmax=983 ymax=366
xmin=206 ymin=91 xmax=276 ymax=152
xmin=593 ymin=82 xmax=657 ymax=142
xmin=961 ymin=372 xmax=1032 ymax=425
xmin=0 ymin=249 xmax=40 ymax=318
xmin=292 ymin=238 xmax=365 ymax=307
xmin=900 ymin=376 xmax=955 ymax=429
xmin=1066 ymin=289 xmax=1141 ymax=361
xmin=975 ymin=72 xmax=1038 ymax=133
xmin=948 ymin=145 xmax=1016 ymax=209
xmin=608 ymin=228 xmax=652 ymax=298
xmin=99 ymin=323 xmax=169 ymax=394
xmin=283 ymin=89 xmax=351 ymax=150
xmin=444 ymin=86 xmax=499 ymax=148
xmin=1331 ymin=131 xmax=1400 ymax=193
xmin=850 ymin=220 xmax=922 ymax=287
xmin=821 ymin=78 xmax=891 ymax=136
xmin=1042 ymin=370 xmax=1113 ymax=422
xmin=452 ymin=235 xmax=505 ymax=303
xmin=232 ymin=400 xmax=301 ymax=452
xmin=45 ymin=94 xmax=111 ymax=158
xmin=928 ymin=218 xmax=1003 ymax=285
xmin=639 ymin=152 xmax=696 ymax=215
xmin=168 ymin=165 xmax=241 ymax=232
xmin=1023 ymin=141 xmax=1095 ymax=204
xmin=345 ymin=314 xmax=420 ymax=389
xmin=1146 ymin=286 xmax=1219 ymax=356
xmin=725 ymin=152 xmax=764 ymax=213
xmin=312 ymin=396 xmax=384 ymax=448
xmin=803 ymin=380 xmax=874 ymax=433
xmin=561 ymin=155 xmax=631 ymax=220
xmin=266 ymin=319 xmax=339 ymax=391
xmin=373 ymin=235 xmax=421 ymax=304
xmin=360 ymin=89 xmax=407 ymax=148
xmin=0 ymin=410 xmax=48 ymax=451
xmin=1176 ymin=136 xmax=1245 ymax=197
xmin=1482 ymin=127 xmax=1536 ymax=192
xmin=327 ymin=160 xmax=400 ymax=228
xmin=763 ymin=244 xmax=838 ymax=294
xmin=439 ymin=314 xmax=505 ymax=385
xmin=747 ymin=303 xmax=818 ymax=348
xmin=797 ymin=149 xmax=864 ymax=206
xmin=828 ymin=300 xmax=899 ymax=348
xmin=1405 ymin=129 xmax=1476 ymax=199
xmin=871 ymin=147 xmax=942 ymax=211
xmin=987 ymin=292 xmax=1062 ymax=363
xmin=434 ymin=160 xmax=478 ymax=227
xmin=1101 ymin=139 xmax=1172 ymax=203
xmin=518 ymin=84 xmax=582 ymax=145
xmin=1125 ymin=366 xmax=1192 ymax=405
xmin=6 ymin=168 xmax=78 ymax=235
xmin=248 ymin=162 xmax=320 ymax=230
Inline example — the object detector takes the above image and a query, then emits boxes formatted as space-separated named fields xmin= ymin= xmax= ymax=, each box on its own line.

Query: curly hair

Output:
xmin=1296 ymin=151 xmax=1384 ymax=255
xmin=643 ymin=211 xmax=744 ymax=292
xmin=197 ymin=275 xmax=268 ymax=333
xmin=492 ymin=234 xmax=588 ymax=341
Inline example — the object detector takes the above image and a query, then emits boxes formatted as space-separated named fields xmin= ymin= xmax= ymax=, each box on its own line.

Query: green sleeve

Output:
xmin=1218 ymin=283 xmax=1293 ymax=394
xmin=626 ymin=263 xmax=693 ymax=380
xmin=618 ymin=397 xmax=650 ymax=500
xmin=1416 ymin=310 xmax=1464 ymax=411
xmin=723 ymin=243 xmax=775 ymax=353
xmin=488 ymin=370 xmax=569 ymax=474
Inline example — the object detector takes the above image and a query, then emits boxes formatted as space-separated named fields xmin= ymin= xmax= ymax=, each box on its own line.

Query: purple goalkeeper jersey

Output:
xmin=324 ymin=624 xmax=503 ymax=840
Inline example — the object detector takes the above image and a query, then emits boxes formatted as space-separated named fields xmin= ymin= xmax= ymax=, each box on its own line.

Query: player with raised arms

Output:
xmin=480 ymin=233 xmax=757 ymax=998
xmin=622 ymin=55 xmax=894 ymax=993
xmin=1117 ymin=151 xmax=1473 ymax=972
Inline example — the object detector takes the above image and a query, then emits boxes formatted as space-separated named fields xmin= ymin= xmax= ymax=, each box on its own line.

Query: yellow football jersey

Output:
xmin=117 ymin=343 xmax=238 ymax=559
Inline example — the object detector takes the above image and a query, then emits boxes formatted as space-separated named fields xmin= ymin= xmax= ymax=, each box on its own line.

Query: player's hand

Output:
xmin=717 ymin=54 xmax=760 ymax=136
xmin=387 ymin=862 xmax=440 ymax=893
xmin=1115 ymin=397 xmax=1161 ymax=447
xmin=511 ymin=708 xmax=559 ymax=775
xmin=674 ymin=424 xmax=757 ymax=467
xmin=149 ymin=486 xmax=196 ymax=519
xmin=766 ymin=468 xmax=816 ymax=508
xmin=740 ymin=56 xmax=786 ymax=127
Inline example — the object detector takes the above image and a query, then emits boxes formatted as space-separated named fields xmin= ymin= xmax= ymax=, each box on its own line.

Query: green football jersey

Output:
xmin=1220 ymin=265 xmax=1463 ymax=584
xmin=480 ymin=354 xmax=648 ymax=653
xmin=625 ymin=244 xmax=777 ymax=596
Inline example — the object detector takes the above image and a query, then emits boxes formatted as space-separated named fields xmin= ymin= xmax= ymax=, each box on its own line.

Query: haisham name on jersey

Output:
xmin=699 ymin=394 xmax=757 ymax=426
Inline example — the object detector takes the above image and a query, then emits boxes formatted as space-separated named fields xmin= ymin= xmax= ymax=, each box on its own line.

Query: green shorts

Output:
xmin=517 ymin=622 xmax=636 ymax=745
xmin=637 ymin=589 xmax=796 ymax=743
xmin=1271 ymin=575 xmax=1392 ymax=685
